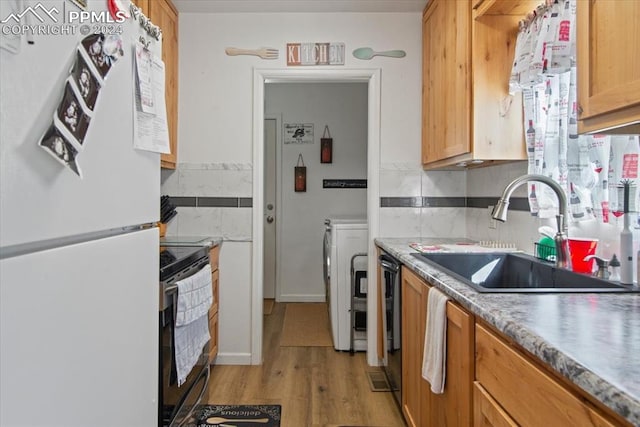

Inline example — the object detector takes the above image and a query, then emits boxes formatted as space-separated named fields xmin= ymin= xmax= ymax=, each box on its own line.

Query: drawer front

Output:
xmin=475 ymin=324 xmax=620 ymax=427
xmin=473 ymin=382 xmax=518 ymax=427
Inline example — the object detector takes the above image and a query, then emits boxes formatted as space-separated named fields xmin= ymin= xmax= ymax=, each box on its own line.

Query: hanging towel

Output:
xmin=175 ymin=264 xmax=212 ymax=386
xmin=421 ymin=286 xmax=450 ymax=394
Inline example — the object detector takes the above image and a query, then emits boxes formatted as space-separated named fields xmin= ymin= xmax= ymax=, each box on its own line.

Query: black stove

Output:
xmin=159 ymin=246 xmax=209 ymax=281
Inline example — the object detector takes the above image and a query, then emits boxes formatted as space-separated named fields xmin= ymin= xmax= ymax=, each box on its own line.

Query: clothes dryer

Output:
xmin=323 ymin=218 xmax=368 ymax=351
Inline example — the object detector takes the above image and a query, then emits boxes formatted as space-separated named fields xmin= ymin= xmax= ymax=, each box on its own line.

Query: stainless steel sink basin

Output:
xmin=410 ymin=252 xmax=640 ymax=293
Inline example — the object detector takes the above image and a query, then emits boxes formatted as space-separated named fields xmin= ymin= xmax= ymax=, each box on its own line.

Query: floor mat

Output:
xmin=192 ymin=404 xmax=281 ymax=427
xmin=280 ymin=303 xmax=333 ymax=347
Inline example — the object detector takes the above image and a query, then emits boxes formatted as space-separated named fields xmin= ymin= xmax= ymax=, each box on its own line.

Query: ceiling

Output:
xmin=171 ymin=0 xmax=429 ymax=14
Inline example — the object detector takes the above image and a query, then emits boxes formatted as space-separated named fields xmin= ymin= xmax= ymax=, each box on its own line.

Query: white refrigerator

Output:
xmin=0 ymin=1 xmax=161 ymax=426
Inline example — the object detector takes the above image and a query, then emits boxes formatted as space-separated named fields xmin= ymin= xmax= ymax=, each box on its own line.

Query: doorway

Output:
xmin=265 ymin=83 xmax=368 ymax=305
xmin=252 ymin=69 xmax=381 ymax=366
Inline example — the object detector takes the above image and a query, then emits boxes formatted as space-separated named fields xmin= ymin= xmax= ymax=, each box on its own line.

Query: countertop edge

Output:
xmin=375 ymin=238 xmax=640 ymax=426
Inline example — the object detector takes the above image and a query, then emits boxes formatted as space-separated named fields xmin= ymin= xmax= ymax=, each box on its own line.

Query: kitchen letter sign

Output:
xmin=287 ymin=43 xmax=345 ymax=66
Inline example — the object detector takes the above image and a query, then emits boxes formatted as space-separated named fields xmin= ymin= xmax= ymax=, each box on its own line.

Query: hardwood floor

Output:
xmin=203 ymin=302 xmax=406 ymax=427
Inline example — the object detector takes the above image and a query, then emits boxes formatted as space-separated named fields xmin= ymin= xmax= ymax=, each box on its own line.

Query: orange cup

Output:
xmin=568 ymin=238 xmax=599 ymax=273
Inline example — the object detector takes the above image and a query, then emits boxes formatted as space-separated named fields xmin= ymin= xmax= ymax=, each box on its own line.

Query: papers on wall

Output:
xmin=133 ymin=40 xmax=170 ymax=153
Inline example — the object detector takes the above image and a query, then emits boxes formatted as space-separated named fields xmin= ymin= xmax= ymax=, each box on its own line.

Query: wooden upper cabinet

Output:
xmin=148 ymin=0 xmax=179 ymax=169
xmin=422 ymin=0 xmax=526 ymax=169
xmin=577 ymin=0 xmax=640 ymax=134
xmin=422 ymin=0 xmax=471 ymax=166
xmin=130 ymin=0 xmax=149 ymax=14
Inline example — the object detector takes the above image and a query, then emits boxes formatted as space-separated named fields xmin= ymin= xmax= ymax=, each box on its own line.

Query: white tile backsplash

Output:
xmin=467 ymin=161 xmax=528 ymax=197
xmin=221 ymin=170 xmax=252 ymax=197
xmin=379 ymin=170 xmax=422 ymax=197
xmin=379 ymin=207 xmax=421 ymax=237
xmin=466 ymin=207 xmax=539 ymax=254
xmin=168 ymin=207 xmax=222 ymax=237
xmin=178 ymin=169 xmax=223 ymax=196
xmin=220 ymin=208 xmax=252 ymax=240
xmin=422 ymin=170 xmax=467 ymax=197
xmin=161 ymin=163 xmax=253 ymax=241
xmin=421 ymin=207 xmax=467 ymax=238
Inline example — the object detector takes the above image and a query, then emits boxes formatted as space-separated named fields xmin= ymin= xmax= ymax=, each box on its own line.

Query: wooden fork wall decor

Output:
xmin=224 ymin=47 xmax=279 ymax=60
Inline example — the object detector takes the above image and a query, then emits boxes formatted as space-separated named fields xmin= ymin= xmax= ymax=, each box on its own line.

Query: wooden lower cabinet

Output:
xmin=401 ymin=266 xmax=428 ymax=427
xmin=425 ymin=301 xmax=474 ymax=427
xmin=400 ymin=266 xmax=474 ymax=427
xmin=397 ymin=267 xmax=631 ymax=427
xmin=208 ymin=245 xmax=220 ymax=363
xmin=473 ymin=383 xmax=517 ymax=427
xmin=475 ymin=323 xmax=628 ymax=427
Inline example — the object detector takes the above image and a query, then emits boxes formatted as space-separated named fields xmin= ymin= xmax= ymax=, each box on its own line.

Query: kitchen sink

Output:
xmin=410 ymin=252 xmax=640 ymax=293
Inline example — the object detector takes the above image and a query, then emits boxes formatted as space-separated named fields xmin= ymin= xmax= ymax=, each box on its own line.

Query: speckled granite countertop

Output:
xmin=375 ymin=238 xmax=640 ymax=426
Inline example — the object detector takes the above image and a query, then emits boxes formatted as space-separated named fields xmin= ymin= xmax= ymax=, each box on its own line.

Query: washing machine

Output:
xmin=323 ymin=217 xmax=368 ymax=351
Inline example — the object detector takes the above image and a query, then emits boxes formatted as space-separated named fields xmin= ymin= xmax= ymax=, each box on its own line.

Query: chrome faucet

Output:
xmin=491 ymin=174 xmax=572 ymax=270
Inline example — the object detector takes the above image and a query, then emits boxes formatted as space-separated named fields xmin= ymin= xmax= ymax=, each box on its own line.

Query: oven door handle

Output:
xmin=164 ymin=260 xmax=210 ymax=297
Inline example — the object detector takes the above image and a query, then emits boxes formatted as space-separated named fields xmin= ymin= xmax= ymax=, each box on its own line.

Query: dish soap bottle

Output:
xmin=609 ymin=254 xmax=621 ymax=282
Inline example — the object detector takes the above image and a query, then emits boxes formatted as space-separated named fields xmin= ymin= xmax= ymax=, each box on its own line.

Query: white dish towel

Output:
xmin=421 ymin=286 xmax=450 ymax=394
xmin=175 ymin=264 xmax=212 ymax=386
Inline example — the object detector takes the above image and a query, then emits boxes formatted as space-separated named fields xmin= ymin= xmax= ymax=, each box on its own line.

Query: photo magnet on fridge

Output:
xmin=57 ymin=80 xmax=91 ymax=146
xmin=81 ymin=34 xmax=124 ymax=79
xmin=39 ymin=124 xmax=82 ymax=178
xmin=71 ymin=49 xmax=102 ymax=111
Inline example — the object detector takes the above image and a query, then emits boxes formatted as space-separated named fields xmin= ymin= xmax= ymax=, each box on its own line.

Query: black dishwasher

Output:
xmin=379 ymin=252 xmax=401 ymax=408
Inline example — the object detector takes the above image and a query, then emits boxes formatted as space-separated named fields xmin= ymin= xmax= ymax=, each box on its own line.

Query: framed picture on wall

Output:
xmin=284 ymin=123 xmax=313 ymax=144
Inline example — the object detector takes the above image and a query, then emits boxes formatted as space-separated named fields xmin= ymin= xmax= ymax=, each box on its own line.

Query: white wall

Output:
xmin=172 ymin=12 xmax=423 ymax=364
xmin=178 ymin=12 xmax=422 ymax=164
xmin=266 ymin=82 xmax=368 ymax=301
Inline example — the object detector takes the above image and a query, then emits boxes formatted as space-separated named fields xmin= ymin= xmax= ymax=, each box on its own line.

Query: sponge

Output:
xmin=537 ymin=236 xmax=556 ymax=261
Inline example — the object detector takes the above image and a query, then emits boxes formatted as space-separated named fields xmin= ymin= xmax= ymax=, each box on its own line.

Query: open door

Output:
xmin=263 ymin=118 xmax=277 ymax=300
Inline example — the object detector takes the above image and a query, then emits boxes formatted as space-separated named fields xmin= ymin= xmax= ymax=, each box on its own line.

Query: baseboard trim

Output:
xmin=278 ymin=294 xmax=327 ymax=303
xmin=214 ymin=352 xmax=253 ymax=365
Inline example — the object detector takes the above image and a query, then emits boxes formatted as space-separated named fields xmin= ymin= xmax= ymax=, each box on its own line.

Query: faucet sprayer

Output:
xmin=492 ymin=174 xmax=572 ymax=270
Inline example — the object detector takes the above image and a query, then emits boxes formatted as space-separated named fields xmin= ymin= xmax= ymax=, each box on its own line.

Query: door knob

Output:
xmin=266 ymin=215 xmax=274 ymax=224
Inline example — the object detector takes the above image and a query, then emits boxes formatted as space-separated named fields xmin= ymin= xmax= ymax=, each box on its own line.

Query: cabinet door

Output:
xmin=426 ymin=301 xmax=474 ymax=427
xmin=476 ymin=324 xmax=622 ymax=427
xmin=422 ymin=0 xmax=471 ymax=165
xmin=130 ymin=0 xmax=149 ymax=14
xmin=473 ymin=382 xmax=518 ymax=427
xmin=401 ymin=266 xmax=429 ymax=427
xmin=577 ymin=0 xmax=640 ymax=133
xmin=149 ymin=0 xmax=179 ymax=169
